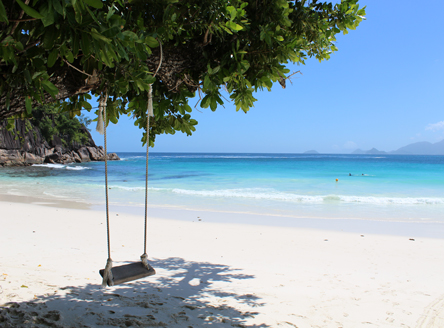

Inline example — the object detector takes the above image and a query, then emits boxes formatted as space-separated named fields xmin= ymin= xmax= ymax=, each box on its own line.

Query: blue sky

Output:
xmin=86 ymin=0 xmax=444 ymax=153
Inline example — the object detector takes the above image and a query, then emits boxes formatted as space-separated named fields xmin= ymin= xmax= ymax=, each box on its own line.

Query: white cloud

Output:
xmin=426 ymin=121 xmax=444 ymax=131
xmin=343 ymin=141 xmax=358 ymax=149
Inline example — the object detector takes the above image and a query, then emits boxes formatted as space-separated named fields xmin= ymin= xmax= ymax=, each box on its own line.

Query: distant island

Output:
xmin=352 ymin=148 xmax=387 ymax=155
xmin=303 ymin=150 xmax=319 ymax=154
xmin=352 ymin=139 xmax=444 ymax=155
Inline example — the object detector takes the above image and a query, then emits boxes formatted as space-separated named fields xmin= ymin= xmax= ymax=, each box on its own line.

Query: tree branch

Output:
xmin=62 ymin=59 xmax=94 ymax=78
xmin=9 ymin=18 xmax=38 ymax=22
xmin=10 ymin=0 xmax=30 ymax=36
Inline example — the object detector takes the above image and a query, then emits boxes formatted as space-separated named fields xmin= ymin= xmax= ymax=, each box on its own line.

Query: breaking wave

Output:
xmin=144 ymin=187 xmax=444 ymax=205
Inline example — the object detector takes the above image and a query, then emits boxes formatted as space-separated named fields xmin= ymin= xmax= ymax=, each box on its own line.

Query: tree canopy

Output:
xmin=0 ymin=0 xmax=365 ymax=145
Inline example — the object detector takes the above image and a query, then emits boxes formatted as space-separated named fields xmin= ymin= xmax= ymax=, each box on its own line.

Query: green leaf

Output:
xmin=90 ymin=28 xmax=111 ymax=43
xmin=65 ymin=50 xmax=74 ymax=63
xmin=201 ymin=95 xmax=211 ymax=108
xmin=109 ymin=115 xmax=118 ymax=124
xmin=226 ymin=21 xmax=243 ymax=31
xmin=42 ymin=27 xmax=57 ymax=49
xmin=203 ymin=75 xmax=211 ymax=90
xmin=145 ymin=36 xmax=158 ymax=48
xmin=240 ymin=60 xmax=250 ymax=72
xmin=276 ymin=0 xmax=289 ymax=9
xmin=226 ymin=5 xmax=237 ymax=20
xmin=80 ymin=32 xmax=91 ymax=55
xmin=106 ymin=6 xmax=115 ymax=20
xmin=51 ymin=0 xmax=64 ymax=16
xmin=39 ymin=2 xmax=55 ymax=26
xmin=101 ymin=25 xmax=121 ymax=38
xmin=210 ymin=98 xmax=217 ymax=111
xmin=135 ymin=79 xmax=147 ymax=91
xmin=25 ymin=97 xmax=32 ymax=115
xmin=116 ymin=42 xmax=129 ymax=61
xmin=122 ymin=30 xmax=138 ymax=41
xmin=222 ymin=26 xmax=233 ymax=35
xmin=31 ymin=71 xmax=45 ymax=79
xmin=99 ymin=48 xmax=113 ymax=67
xmin=14 ymin=41 xmax=24 ymax=51
xmin=178 ymin=105 xmax=185 ymax=115
xmin=15 ymin=0 xmax=44 ymax=19
xmin=24 ymin=70 xmax=32 ymax=84
xmin=85 ymin=5 xmax=99 ymax=23
xmin=145 ymin=75 xmax=156 ymax=84
xmin=72 ymin=0 xmax=82 ymax=23
xmin=84 ymin=0 xmax=103 ymax=9
xmin=42 ymin=80 xmax=59 ymax=98
xmin=0 ymin=0 xmax=8 ymax=23
xmin=72 ymin=33 xmax=80 ymax=56
xmin=215 ymin=95 xmax=223 ymax=105
xmin=81 ymin=101 xmax=92 ymax=110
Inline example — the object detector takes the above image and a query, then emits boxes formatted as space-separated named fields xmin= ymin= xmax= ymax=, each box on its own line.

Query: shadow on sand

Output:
xmin=0 ymin=257 xmax=270 ymax=327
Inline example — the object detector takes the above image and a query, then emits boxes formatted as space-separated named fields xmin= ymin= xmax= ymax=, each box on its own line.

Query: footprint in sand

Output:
xmin=416 ymin=295 xmax=444 ymax=328
xmin=277 ymin=321 xmax=298 ymax=327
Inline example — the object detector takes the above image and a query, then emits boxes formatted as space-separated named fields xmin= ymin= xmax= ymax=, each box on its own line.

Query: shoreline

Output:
xmin=1 ymin=200 xmax=444 ymax=326
xmin=2 ymin=192 xmax=444 ymax=240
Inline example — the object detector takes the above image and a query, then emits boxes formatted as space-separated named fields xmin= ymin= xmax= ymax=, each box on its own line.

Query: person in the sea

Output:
xmin=349 ymin=173 xmax=352 ymax=176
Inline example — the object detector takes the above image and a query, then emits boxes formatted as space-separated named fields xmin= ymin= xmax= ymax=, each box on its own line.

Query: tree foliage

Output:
xmin=31 ymin=104 xmax=90 ymax=147
xmin=0 ymin=0 xmax=365 ymax=145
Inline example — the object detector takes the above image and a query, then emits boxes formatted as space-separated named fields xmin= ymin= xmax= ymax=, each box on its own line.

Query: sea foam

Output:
xmin=33 ymin=163 xmax=66 ymax=169
xmin=161 ymin=188 xmax=444 ymax=205
xmin=33 ymin=163 xmax=90 ymax=170
xmin=66 ymin=166 xmax=90 ymax=170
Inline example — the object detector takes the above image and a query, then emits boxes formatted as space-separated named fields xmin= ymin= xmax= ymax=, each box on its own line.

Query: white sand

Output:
xmin=1 ymin=201 xmax=444 ymax=327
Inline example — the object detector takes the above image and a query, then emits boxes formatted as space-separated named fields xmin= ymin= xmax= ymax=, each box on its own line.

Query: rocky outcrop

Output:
xmin=0 ymin=120 xmax=119 ymax=166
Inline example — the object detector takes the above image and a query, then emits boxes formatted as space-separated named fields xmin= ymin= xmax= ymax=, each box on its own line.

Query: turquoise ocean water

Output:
xmin=1 ymin=153 xmax=444 ymax=223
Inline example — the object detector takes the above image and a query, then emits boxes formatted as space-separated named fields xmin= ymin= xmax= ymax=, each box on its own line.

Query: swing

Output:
xmin=97 ymin=89 xmax=156 ymax=287
xmin=98 ymin=44 xmax=162 ymax=287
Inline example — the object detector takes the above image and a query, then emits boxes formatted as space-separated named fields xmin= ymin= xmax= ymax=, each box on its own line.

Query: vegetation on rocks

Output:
xmin=31 ymin=104 xmax=91 ymax=147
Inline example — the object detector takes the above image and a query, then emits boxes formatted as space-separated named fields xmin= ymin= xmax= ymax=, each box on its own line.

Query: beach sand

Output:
xmin=1 ymin=199 xmax=444 ymax=327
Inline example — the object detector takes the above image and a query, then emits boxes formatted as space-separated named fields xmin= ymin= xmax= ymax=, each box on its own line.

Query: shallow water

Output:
xmin=1 ymin=153 xmax=444 ymax=223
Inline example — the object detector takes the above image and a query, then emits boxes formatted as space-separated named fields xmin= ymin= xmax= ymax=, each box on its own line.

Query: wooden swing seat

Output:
xmin=99 ymin=262 xmax=156 ymax=286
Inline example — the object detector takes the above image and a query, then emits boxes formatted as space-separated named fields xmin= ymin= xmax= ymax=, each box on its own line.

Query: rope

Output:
xmin=143 ymin=106 xmax=150 ymax=256
xmin=141 ymin=40 xmax=162 ymax=266
xmin=99 ymin=92 xmax=113 ymax=287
